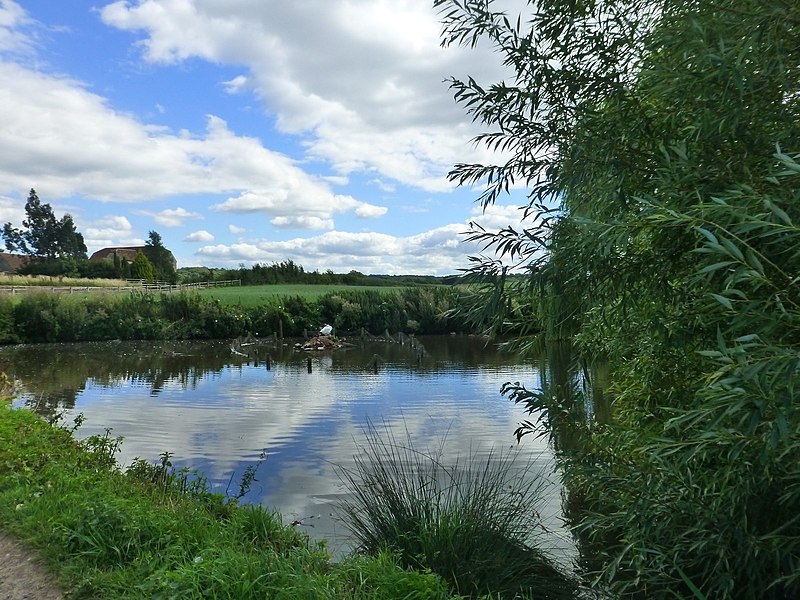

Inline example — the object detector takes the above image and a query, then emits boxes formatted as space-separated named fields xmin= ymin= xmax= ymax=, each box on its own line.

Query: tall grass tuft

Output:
xmin=335 ymin=422 xmax=577 ymax=599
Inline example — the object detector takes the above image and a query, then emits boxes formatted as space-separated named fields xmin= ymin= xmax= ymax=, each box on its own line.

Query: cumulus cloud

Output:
xmin=0 ymin=1 xmax=529 ymax=274
xmin=195 ymin=224 xmax=473 ymax=275
xmin=194 ymin=202 xmax=532 ymax=275
xmin=184 ymin=229 xmax=214 ymax=242
xmin=138 ymin=207 xmax=204 ymax=227
xmin=212 ymin=190 xmax=387 ymax=230
xmin=0 ymin=59 xmax=387 ymax=231
xmin=354 ymin=204 xmax=388 ymax=219
xmin=270 ymin=216 xmax=333 ymax=231
xmin=0 ymin=194 xmax=24 ymax=227
xmin=99 ymin=0 xmax=509 ymax=192
xmin=0 ymin=0 xmax=35 ymax=57
xmin=468 ymin=203 xmax=528 ymax=231
xmin=222 ymin=74 xmax=248 ymax=94
xmin=82 ymin=215 xmax=142 ymax=249
xmin=0 ymin=53 xmax=386 ymax=223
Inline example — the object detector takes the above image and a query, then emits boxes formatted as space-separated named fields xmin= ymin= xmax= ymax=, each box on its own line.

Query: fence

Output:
xmin=0 ymin=279 xmax=241 ymax=295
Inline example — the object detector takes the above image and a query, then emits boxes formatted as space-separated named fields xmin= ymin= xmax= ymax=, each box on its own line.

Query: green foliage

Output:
xmin=0 ymin=404 xmax=459 ymax=599
xmin=1 ymin=189 xmax=87 ymax=259
xmin=1 ymin=285 xmax=477 ymax=345
xmin=0 ymin=295 xmax=19 ymax=344
xmin=336 ymin=422 xmax=577 ymax=599
xmin=440 ymin=0 xmax=800 ymax=597
xmin=144 ymin=230 xmax=177 ymax=284
xmin=13 ymin=292 xmax=62 ymax=343
xmin=131 ymin=251 xmax=155 ymax=282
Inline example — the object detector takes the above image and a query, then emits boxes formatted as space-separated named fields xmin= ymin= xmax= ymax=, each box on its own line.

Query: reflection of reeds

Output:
xmin=335 ymin=421 xmax=578 ymax=599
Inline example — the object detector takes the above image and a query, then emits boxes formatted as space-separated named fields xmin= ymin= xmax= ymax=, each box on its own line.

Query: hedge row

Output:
xmin=0 ymin=287 xmax=471 ymax=344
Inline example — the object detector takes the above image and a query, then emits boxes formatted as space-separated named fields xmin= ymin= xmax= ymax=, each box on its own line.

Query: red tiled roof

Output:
xmin=0 ymin=253 xmax=31 ymax=273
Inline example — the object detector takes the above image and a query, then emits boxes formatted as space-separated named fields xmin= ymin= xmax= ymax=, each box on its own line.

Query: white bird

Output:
xmin=319 ymin=324 xmax=333 ymax=336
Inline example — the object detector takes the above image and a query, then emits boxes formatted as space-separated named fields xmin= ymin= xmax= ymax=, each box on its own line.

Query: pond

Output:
xmin=3 ymin=335 xmax=574 ymax=563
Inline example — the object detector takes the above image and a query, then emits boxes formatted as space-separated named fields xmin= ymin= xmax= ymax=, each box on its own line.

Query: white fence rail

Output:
xmin=0 ymin=279 xmax=241 ymax=295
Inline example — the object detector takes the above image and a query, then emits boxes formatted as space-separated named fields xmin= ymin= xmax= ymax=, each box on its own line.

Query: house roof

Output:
xmin=0 ymin=253 xmax=31 ymax=273
xmin=89 ymin=247 xmax=145 ymax=262
xmin=90 ymin=246 xmax=177 ymax=269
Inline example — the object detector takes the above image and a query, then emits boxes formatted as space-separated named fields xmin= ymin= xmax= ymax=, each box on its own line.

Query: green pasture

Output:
xmin=196 ymin=284 xmax=412 ymax=306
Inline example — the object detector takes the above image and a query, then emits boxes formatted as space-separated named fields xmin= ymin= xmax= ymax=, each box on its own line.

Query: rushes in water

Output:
xmin=335 ymin=421 xmax=578 ymax=599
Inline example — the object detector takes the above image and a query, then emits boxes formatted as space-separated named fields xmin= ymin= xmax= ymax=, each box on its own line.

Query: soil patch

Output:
xmin=0 ymin=532 xmax=64 ymax=600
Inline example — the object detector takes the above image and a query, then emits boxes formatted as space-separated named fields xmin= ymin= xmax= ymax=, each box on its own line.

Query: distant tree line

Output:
xmin=178 ymin=262 xmax=462 ymax=287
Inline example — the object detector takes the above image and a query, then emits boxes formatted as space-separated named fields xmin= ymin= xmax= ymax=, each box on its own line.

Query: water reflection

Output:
xmin=3 ymin=336 xmax=574 ymax=561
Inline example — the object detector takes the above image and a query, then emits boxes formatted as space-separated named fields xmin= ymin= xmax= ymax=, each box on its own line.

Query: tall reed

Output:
xmin=335 ymin=421 xmax=577 ymax=599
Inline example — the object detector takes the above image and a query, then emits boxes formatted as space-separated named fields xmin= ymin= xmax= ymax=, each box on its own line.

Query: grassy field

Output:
xmin=196 ymin=284 xmax=412 ymax=306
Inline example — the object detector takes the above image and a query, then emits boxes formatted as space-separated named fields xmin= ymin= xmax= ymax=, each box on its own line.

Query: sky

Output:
xmin=0 ymin=0 xmax=530 ymax=275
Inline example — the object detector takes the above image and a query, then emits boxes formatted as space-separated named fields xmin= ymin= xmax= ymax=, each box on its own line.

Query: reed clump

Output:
xmin=336 ymin=422 xmax=578 ymax=599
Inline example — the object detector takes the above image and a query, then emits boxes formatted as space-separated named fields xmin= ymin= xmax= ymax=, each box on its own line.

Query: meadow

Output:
xmin=196 ymin=284 xmax=414 ymax=306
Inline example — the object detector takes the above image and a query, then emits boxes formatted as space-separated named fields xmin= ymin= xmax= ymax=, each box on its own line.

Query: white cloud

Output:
xmin=82 ymin=215 xmax=138 ymax=248
xmin=184 ymin=229 xmax=214 ymax=242
xmin=194 ymin=203 xmax=532 ymax=275
xmin=0 ymin=194 xmax=23 ymax=227
xmin=369 ymin=178 xmax=396 ymax=193
xmin=138 ymin=207 xmax=204 ymax=227
xmin=99 ymin=0 xmax=509 ymax=193
xmin=222 ymin=74 xmax=248 ymax=94
xmin=0 ymin=0 xmax=35 ymax=56
xmin=0 ymin=0 xmax=529 ymax=275
xmin=0 ymin=60 xmax=392 ymax=229
xmin=212 ymin=190 xmax=387 ymax=230
xmin=469 ymin=204 xmax=528 ymax=231
xmin=195 ymin=223 xmax=476 ymax=275
xmin=354 ymin=204 xmax=388 ymax=219
xmin=270 ymin=216 xmax=333 ymax=230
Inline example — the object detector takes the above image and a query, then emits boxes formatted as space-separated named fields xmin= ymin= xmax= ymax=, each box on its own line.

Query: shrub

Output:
xmin=13 ymin=293 xmax=61 ymax=343
xmin=0 ymin=296 xmax=19 ymax=344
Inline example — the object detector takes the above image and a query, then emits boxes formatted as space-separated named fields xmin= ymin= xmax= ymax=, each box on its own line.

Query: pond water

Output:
xmin=3 ymin=335 xmax=573 ymax=563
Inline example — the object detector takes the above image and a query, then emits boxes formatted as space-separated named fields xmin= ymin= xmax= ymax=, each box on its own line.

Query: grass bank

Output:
xmin=0 ymin=402 xmax=454 ymax=599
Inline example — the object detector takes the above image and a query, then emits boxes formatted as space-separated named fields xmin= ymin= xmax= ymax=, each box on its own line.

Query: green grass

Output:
xmin=196 ymin=284 xmax=412 ymax=305
xmin=0 ymin=402 xmax=456 ymax=599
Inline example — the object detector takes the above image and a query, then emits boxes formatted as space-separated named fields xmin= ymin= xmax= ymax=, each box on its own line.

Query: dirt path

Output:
xmin=0 ymin=532 xmax=64 ymax=600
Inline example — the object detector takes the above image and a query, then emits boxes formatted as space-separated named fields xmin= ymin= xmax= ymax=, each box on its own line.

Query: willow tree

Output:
xmin=439 ymin=0 xmax=800 ymax=597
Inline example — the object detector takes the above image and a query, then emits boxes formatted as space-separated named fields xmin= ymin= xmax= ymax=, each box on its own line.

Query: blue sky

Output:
xmin=0 ymin=0 xmax=529 ymax=275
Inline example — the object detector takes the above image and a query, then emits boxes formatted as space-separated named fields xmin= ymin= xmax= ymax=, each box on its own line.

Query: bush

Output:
xmin=0 ymin=296 xmax=19 ymax=344
xmin=13 ymin=293 xmax=62 ymax=343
